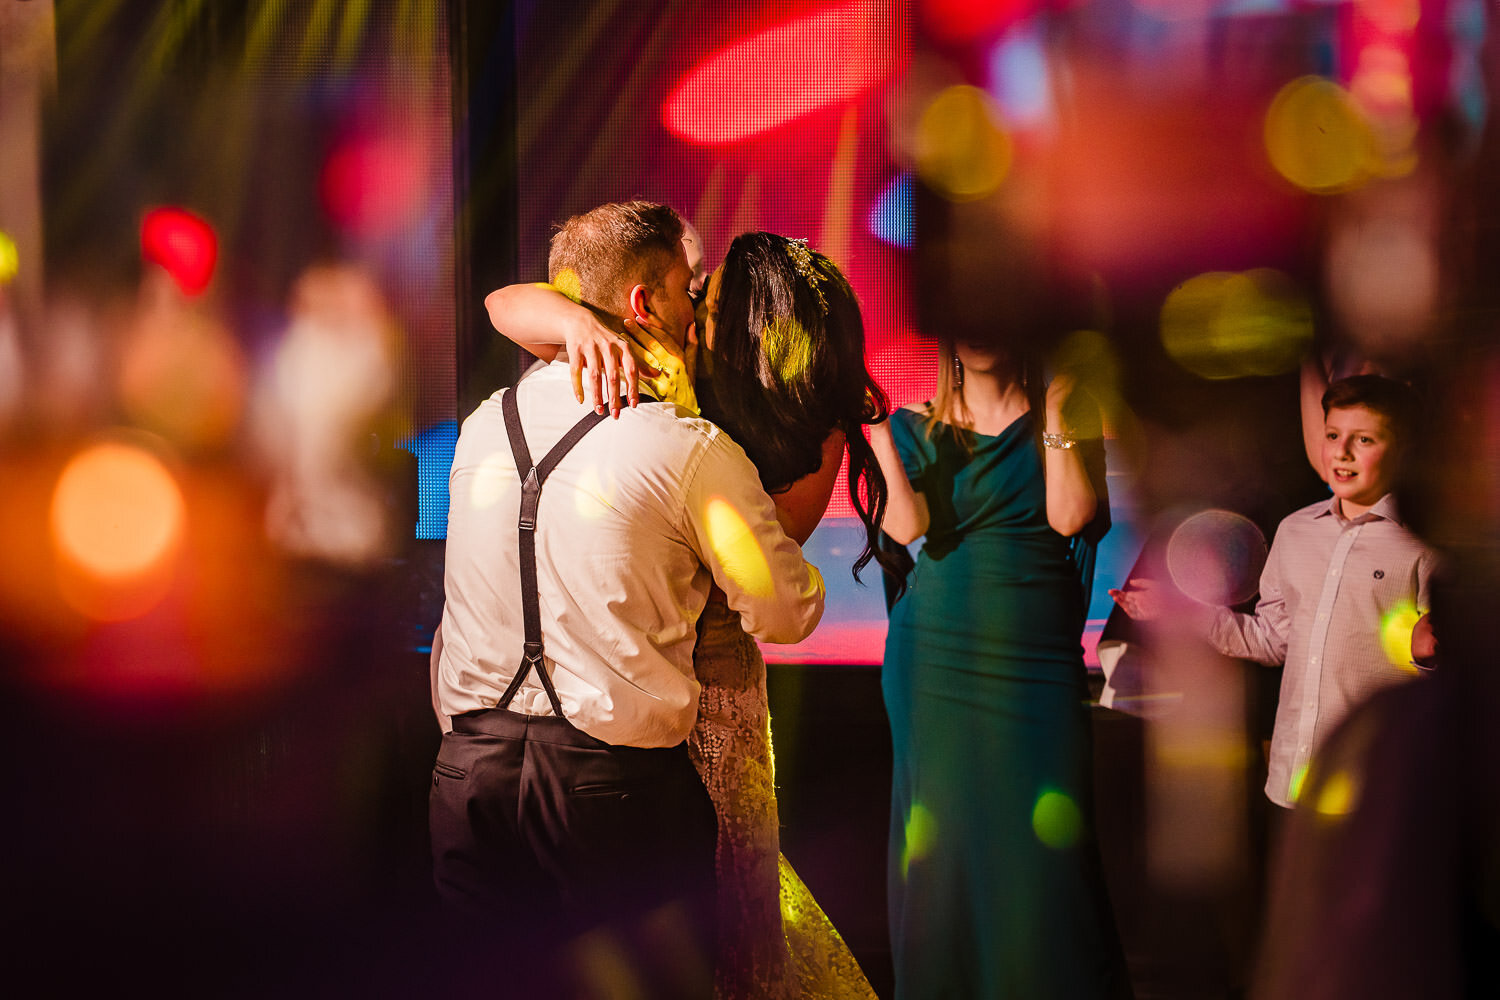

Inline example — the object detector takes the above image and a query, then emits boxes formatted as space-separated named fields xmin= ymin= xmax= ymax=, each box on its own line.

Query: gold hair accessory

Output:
xmin=786 ymin=238 xmax=828 ymax=314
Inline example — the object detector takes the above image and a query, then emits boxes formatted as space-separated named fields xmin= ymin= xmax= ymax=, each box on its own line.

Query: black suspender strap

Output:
xmin=494 ymin=387 xmax=613 ymax=717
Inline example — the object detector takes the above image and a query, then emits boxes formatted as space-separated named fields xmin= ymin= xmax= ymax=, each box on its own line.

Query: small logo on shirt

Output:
xmin=1373 ymin=569 xmax=1385 ymax=579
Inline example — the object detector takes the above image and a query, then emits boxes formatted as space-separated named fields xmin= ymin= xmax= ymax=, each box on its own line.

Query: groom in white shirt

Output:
xmin=429 ymin=201 xmax=825 ymax=995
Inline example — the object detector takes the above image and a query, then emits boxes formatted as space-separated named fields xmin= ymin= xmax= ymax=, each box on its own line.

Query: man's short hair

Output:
xmin=1322 ymin=374 xmax=1417 ymax=446
xmin=548 ymin=201 xmax=685 ymax=313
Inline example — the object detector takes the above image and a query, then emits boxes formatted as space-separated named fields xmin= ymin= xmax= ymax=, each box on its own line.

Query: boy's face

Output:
xmin=1321 ymin=404 xmax=1398 ymax=515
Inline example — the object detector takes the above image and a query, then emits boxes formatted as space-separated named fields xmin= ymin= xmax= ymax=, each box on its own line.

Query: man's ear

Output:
xmin=627 ymin=283 xmax=652 ymax=324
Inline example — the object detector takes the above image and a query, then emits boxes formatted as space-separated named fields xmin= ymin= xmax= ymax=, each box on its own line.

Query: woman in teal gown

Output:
xmin=870 ymin=338 xmax=1132 ymax=999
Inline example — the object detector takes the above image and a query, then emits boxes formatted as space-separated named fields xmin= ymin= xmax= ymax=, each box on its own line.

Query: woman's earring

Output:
xmin=951 ymin=354 xmax=964 ymax=389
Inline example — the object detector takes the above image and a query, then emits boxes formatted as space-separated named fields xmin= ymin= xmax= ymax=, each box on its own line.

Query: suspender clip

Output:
xmin=518 ymin=467 xmax=541 ymax=530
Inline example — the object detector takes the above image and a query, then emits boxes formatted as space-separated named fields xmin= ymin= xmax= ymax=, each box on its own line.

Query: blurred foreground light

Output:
xmin=762 ymin=316 xmax=814 ymax=386
xmin=0 ymin=231 xmax=18 ymax=285
xmin=49 ymin=439 xmax=184 ymax=621
xmin=1032 ymin=789 xmax=1082 ymax=850
xmin=704 ymin=497 xmax=774 ymax=598
xmin=988 ymin=23 xmax=1052 ymax=129
xmin=1166 ymin=509 xmax=1268 ymax=607
xmin=1160 ymin=269 xmax=1313 ymax=380
xmin=469 ymin=450 xmax=513 ymax=512
xmin=321 ymin=133 xmax=427 ymax=237
xmin=573 ymin=464 xmax=617 ymax=520
xmin=1264 ymin=76 xmax=1379 ymax=194
xmin=1287 ymin=761 xmax=1309 ymax=804
xmin=551 ymin=271 xmax=583 ymax=304
xmin=1379 ymin=600 xmax=1423 ymax=672
xmin=1050 ymin=329 xmax=1124 ymax=433
xmin=141 ymin=207 xmax=218 ymax=296
xmin=901 ymin=801 xmax=938 ymax=878
xmin=1313 ymin=768 xmax=1360 ymax=819
xmin=119 ymin=302 xmax=248 ymax=451
xmin=1326 ymin=212 xmax=1436 ymax=359
xmin=915 ymin=85 xmax=1012 ymax=201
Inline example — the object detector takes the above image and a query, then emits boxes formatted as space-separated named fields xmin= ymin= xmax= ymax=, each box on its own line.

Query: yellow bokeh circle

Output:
xmin=915 ymin=85 xmax=1013 ymax=202
xmin=1160 ymin=269 xmax=1313 ymax=380
xmin=1264 ymin=76 xmax=1378 ymax=194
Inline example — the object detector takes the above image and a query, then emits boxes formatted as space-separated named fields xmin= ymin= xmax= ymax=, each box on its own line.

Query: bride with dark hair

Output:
xmin=486 ymin=229 xmax=894 ymax=998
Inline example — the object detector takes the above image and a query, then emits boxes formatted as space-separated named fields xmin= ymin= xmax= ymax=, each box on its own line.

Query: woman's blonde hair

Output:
xmin=927 ymin=339 xmax=970 ymax=436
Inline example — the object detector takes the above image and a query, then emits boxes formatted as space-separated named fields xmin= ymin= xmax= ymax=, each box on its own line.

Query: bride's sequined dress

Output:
xmin=687 ymin=600 xmax=878 ymax=1000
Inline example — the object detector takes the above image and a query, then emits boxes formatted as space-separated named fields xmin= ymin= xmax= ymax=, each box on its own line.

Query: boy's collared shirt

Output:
xmin=1208 ymin=493 xmax=1434 ymax=806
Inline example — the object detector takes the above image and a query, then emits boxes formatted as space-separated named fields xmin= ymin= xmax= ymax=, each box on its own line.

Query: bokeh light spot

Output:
xmin=1380 ymin=599 xmax=1423 ymax=672
xmin=900 ymin=801 xmax=938 ymax=878
xmin=1160 ymin=269 xmax=1313 ymax=380
xmin=141 ymin=207 xmax=218 ymax=296
xmin=1050 ymin=329 xmax=1123 ymax=432
xmin=1287 ymin=761 xmax=1310 ymax=804
xmin=51 ymin=441 xmax=184 ymax=579
xmin=1313 ymin=768 xmax=1360 ymax=818
xmin=470 ymin=451 xmax=513 ymax=511
xmin=704 ymin=497 xmax=773 ymax=598
xmin=988 ymin=23 xmax=1052 ymax=129
xmin=573 ymin=464 xmax=616 ymax=520
xmin=762 ymin=316 xmax=813 ymax=387
xmin=0 ymin=231 xmax=18 ymax=285
xmin=320 ymin=133 xmax=427 ymax=237
xmin=1264 ymin=76 xmax=1378 ymax=194
xmin=571 ymin=929 xmax=648 ymax=1000
xmin=551 ymin=271 xmax=582 ymax=304
xmin=1166 ymin=509 xmax=1269 ymax=607
xmin=915 ymin=85 xmax=1012 ymax=201
xmin=1032 ymin=789 xmax=1082 ymax=850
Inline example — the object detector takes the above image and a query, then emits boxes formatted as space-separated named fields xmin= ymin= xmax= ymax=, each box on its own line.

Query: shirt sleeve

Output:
xmin=1208 ymin=536 xmax=1292 ymax=665
xmin=682 ymin=431 xmax=826 ymax=644
xmin=1415 ymin=545 xmax=1436 ymax=613
xmin=890 ymin=407 xmax=931 ymax=485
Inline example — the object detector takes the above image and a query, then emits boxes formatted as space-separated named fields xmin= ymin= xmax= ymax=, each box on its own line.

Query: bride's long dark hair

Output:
xmin=699 ymin=232 xmax=902 ymax=583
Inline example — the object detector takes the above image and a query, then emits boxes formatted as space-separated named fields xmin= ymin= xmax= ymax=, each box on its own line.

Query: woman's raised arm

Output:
xmin=484 ymin=282 xmax=641 ymax=414
xmin=869 ymin=412 xmax=929 ymax=545
xmin=1041 ymin=373 xmax=1098 ymax=537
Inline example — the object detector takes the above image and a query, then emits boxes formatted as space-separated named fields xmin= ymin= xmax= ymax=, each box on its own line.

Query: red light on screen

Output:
xmin=663 ymin=2 xmax=903 ymax=145
xmin=321 ymin=134 xmax=426 ymax=237
xmin=920 ymin=0 xmax=1041 ymax=44
xmin=141 ymin=207 xmax=218 ymax=297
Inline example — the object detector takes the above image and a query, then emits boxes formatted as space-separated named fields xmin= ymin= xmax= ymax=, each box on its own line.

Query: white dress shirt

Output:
xmin=435 ymin=362 xmax=825 ymax=748
xmin=1209 ymin=494 xmax=1434 ymax=806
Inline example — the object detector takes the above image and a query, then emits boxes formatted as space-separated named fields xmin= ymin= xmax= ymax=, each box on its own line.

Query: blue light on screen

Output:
xmin=404 ymin=419 xmax=457 ymax=540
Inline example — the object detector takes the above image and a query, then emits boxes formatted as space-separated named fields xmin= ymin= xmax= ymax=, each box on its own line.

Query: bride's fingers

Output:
xmin=617 ymin=337 xmax=640 ymax=409
xmin=570 ymin=353 xmax=586 ymax=405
